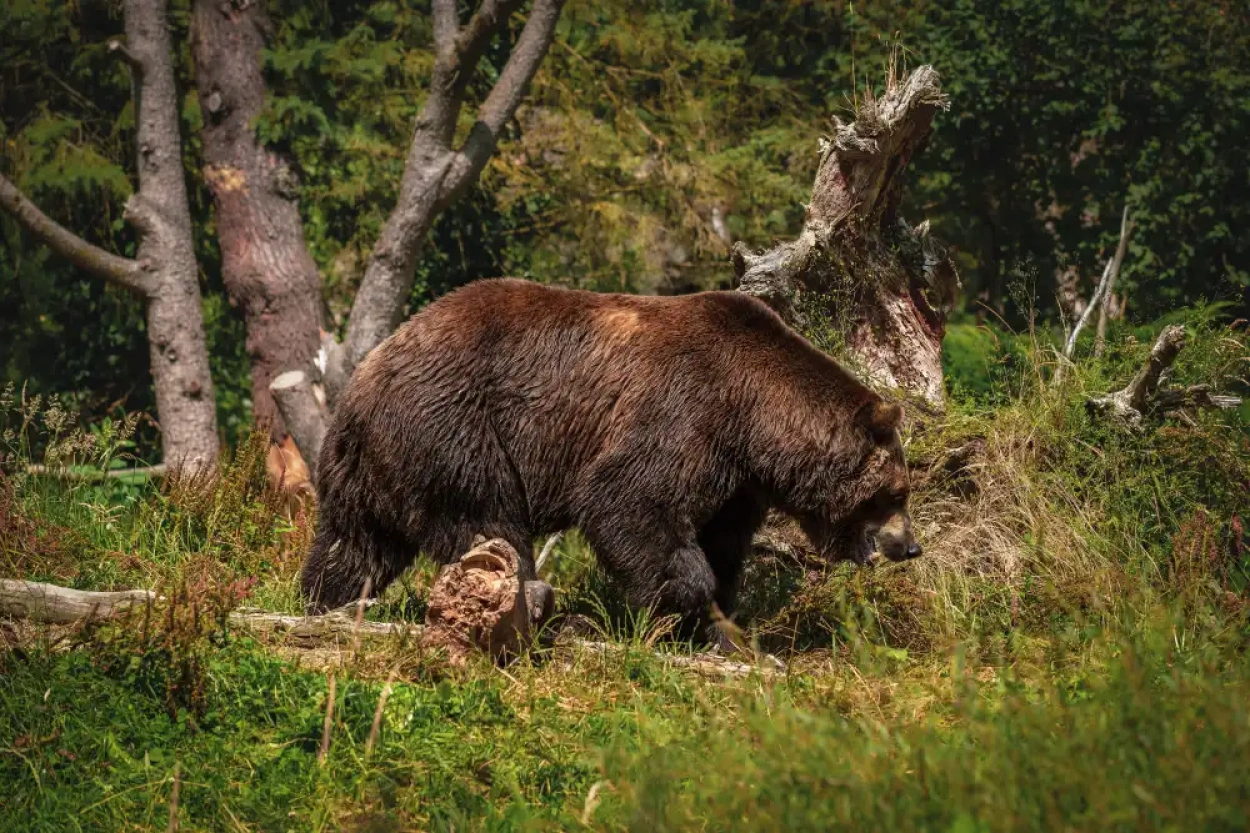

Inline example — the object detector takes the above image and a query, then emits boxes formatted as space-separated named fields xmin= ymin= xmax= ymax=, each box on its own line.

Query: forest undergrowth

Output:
xmin=2 ymin=311 xmax=1249 ymax=831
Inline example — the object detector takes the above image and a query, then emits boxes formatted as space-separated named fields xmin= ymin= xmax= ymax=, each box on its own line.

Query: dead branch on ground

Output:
xmin=1 ymin=539 xmax=778 ymax=679
xmin=1086 ymin=324 xmax=1242 ymax=428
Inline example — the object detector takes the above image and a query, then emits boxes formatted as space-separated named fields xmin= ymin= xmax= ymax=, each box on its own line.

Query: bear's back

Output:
xmin=358 ymin=278 xmax=869 ymax=413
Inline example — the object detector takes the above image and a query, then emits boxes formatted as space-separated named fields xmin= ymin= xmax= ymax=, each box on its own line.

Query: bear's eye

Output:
xmin=876 ymin=487 xmax=907 ymax=509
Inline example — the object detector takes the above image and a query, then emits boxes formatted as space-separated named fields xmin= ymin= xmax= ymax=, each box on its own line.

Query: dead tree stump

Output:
xmin=1087 ymin=324 xmax=1242 ymax=428
xmin=424 ymin=539 xmax=555 ymax=665
xmin=735 ymin=65 xmax=959 ymax=411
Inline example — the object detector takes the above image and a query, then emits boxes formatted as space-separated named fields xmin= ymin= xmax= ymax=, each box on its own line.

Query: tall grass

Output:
xmin=1 ymin=313 xmax=1249 ymax=830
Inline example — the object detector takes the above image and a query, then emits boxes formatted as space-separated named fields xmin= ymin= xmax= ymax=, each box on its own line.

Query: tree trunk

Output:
xmin=338 ymin=0 xmax=566 ymax=371
xmin=125 ymin=0 xmax=220 ymax=468
xmin=1 ymin=0 xmax=219 ymax=471
xmin=191 ymin=0 xmax=324 ymax=439
xmin=734 ymin=66 xmax=958 ymax=410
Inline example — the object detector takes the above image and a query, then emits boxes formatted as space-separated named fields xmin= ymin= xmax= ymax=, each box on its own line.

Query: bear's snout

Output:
xmin=874 ymin=511 xmax=920 ymax=562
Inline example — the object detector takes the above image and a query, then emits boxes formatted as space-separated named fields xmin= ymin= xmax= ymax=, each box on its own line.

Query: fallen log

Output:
xmin=0 ymin=580 xmax=419 ymax=645
xmin=0 ymin=580 xmax=157 ymax=624
xmin=1 ymin=543 xmax=779 ymax=679
xmin=23 ymin=464 xmax=166 ymax=482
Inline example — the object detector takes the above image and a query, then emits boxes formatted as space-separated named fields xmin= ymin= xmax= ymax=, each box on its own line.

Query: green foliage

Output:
xmin=941 ymin=318 xmax=1024 ymax=403
xmin=594 ymin=605 xmax=1250 ymax=832
xmin=887 ymin=0 xmax=1250 ymax=322
xmin=3 ymin=319 xmax=1250 ymax=829
xmin=5 ymin=0 xmax=1250 ymax=438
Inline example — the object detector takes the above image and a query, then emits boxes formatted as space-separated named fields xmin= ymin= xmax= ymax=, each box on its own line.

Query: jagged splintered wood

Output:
xmin=735 ymin=65 xmax=959 ymax=410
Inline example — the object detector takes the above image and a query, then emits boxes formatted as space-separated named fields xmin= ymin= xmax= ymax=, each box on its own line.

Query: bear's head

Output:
xmin=800 ymin=399 xmax=921 ymax=566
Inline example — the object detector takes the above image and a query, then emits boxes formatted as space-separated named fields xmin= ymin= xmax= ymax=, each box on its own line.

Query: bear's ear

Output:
xmin=856 ymin=400 xmax=902 ymax=443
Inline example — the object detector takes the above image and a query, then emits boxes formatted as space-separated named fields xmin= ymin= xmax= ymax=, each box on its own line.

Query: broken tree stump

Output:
xmin=424 ymin=538 xmax=554 ymax=665
xmin=734 ymin=65 xmax=958 ymax=410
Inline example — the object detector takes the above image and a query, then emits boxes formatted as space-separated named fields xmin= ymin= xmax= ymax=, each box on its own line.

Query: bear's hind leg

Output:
xmin=302 ymin=515 xmax=415 ymax=614
xmin=698 ymin=489 xmax=769 ymax=621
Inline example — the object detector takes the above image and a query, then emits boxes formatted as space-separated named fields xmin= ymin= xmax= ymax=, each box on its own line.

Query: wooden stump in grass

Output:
xmin=424 ymin=538 xmax=556 ymax=665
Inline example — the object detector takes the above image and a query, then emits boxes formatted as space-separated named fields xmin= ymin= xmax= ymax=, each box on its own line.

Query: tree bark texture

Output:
xmin=191 ymin=0 xmax=324 ymax=439
xmin=0 ymin=0 xmax=219 ymax=470
xmin=125 ymin=0 xmax=220 ymax=469
xmin=735 ymin=66 xmax=958 ymax=410
xmin=274 ymin=0 xmax=566 ymax=479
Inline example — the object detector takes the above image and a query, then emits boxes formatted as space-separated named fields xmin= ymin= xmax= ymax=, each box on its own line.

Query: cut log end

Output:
xmin=270 ymin=369 xmax=328 ymax=480
xmin=271 ymin=370 xmax=308 ymax=391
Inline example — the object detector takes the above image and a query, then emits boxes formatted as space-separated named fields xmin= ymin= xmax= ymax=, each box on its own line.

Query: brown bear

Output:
xmin=301 ymin=278 xmax=920 ymax=644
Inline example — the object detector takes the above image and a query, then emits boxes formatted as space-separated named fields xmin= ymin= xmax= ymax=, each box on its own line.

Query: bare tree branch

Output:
xmin=441 ymin=0 xmax=565 ymax=204
xmin=25 ymin=463 xmax=166 ymax=481
xmin=107 ymin=38 xmax=145 ymax=72
xmin=1063 ymin=204 xmax=1132 ymax=362
xmin=340 ymin=0 xmax=565 ymax=373
xmin=1 ymin=578 xmax=781 ymax=678
xmin=1087 ymin=324 xmax=1242 ymax=428
xmin=535 ymin=531 xmax=563 ymax=575
xmin=0 ymin=173 xmax=154 ymax=296
xmin=1094 ymin=210 xmax=1135 ymax=358
xmin=431 ymin=0 xmax=460 ymax=51
xmin=453 ymin=1 xmax=527 ymax=86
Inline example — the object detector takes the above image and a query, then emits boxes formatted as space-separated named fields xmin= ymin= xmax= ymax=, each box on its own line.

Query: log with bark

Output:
xmin=1087 ymin=324 xmax=1242 ymax=428
xmin=734 ymin=65 xmax=959 ymax=411
xmin=0 ymin=0 xmax=219 ymax=470
xmin=0 ymin=541 xmax=776 ymax=678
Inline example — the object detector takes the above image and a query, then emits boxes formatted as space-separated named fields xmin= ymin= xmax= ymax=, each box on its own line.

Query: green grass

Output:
xmin=4 ymin=603 xmax=1249 ymax=831
xmin=3 ymin=313 xmax=1250 ymax=830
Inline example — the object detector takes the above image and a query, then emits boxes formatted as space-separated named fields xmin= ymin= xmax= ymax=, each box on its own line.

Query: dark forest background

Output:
xmin=3 ymin=0 xmax=1247 ymax=449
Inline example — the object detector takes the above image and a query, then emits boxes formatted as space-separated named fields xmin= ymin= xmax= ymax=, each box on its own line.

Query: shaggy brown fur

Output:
xmin=301 ymin=278 xmax=919 ymax=643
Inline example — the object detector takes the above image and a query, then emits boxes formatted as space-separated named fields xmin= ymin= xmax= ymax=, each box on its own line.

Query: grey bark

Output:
xmin=123 ymin=0 xmax=219 ymax=470
xmin=735 ymin=66 xmax=959 ymax=410
xmin=0 ymin=0 xmax=219 ymax=471
xmin=1093 ymin=207 xmax=1134 ymax=359
xmin=276 ymin=0 xmax=566 ymax=478
xmin=340 ymin=0 xmax=566 ymax=369
xmin=1087 ymin=324 xmax=1242 ymax=428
